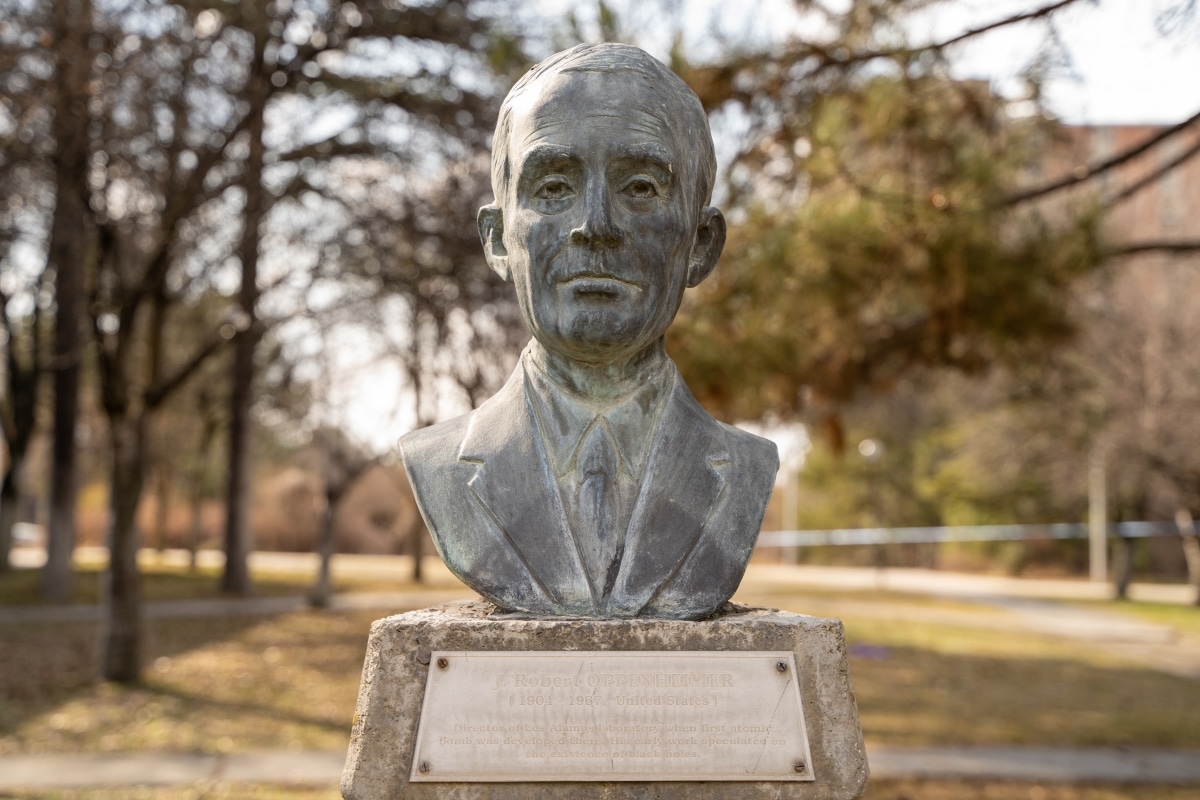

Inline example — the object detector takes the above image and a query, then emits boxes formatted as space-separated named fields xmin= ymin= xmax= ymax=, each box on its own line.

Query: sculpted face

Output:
xmin=479 ymin=68 xmax=725 ymax=367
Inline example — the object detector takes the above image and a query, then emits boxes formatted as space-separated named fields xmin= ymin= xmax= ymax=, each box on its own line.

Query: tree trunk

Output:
xmin=41 ymin=0 xmax=93 ymax=602
xmin=1 ymin=292 xmax=38 ymax=574
xmin=101 ymin=413 xmax=146 ymax=682
xmin=154 ymin=466 xmax=171 ymax=552
xmin=309 ymin=503 xmax=336 ymax=609
xmin=1112 ymin=535 xmax=1132 ymax=600
xmin=220 ymin=22 xmax=268 ymax=596
xmin=406 ymin=356 xmax=427 ymax=585
xmin=1176 ymin=508 xmax=1200 ymax=607
xmin=221 ymin=337 xmax=256 ymax=593
xmin=409 ymin=514 xmax=424 ymax=583
xmin=188 ymin=488 xmax=204 ymax=572
xmin=0 ymin=465 xmax=18 ymax=572
xmin=188 ymin=408 xmax=218 ymax=572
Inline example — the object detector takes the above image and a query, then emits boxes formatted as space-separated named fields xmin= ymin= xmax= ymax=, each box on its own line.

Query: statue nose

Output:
xmin=569 ymin=189 xmax=622 ymax=248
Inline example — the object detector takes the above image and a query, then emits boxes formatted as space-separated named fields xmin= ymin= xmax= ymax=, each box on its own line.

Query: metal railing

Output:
xmin=756 ymin=522 xmax=1179 ymax=549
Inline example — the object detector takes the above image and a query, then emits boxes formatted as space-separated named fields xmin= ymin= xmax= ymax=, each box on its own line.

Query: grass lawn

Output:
xmin=0 ymin=610 xmax=371 ymax=755
xmin=844 ymin=617 xmax=1200 ymax=748
xmin=2 ymin=565 xmax=1198 ymax=800
xmin=3 ymin=583 xmax=1199 ymax=755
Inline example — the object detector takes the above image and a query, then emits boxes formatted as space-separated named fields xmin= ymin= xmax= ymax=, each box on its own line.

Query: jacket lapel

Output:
xmin=458 ymin=367 xmax=595 ymax=613
xmin=606 ymin=371 xmax=730 ymax=616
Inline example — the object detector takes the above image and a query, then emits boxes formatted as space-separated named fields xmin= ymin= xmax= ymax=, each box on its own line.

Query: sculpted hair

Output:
xmin=490 ymin=43 xmax=718 ymax=215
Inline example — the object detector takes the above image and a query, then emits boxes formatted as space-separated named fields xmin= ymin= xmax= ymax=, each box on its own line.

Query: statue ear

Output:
xmin=477 ymin=204 xmax=510 ymax=282
xmin=686 ymin=207 xmax=726 ymax=288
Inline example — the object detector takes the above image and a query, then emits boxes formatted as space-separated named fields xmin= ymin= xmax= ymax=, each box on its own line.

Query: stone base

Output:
xmin=341 ymin=600 xmax=868 ymax=799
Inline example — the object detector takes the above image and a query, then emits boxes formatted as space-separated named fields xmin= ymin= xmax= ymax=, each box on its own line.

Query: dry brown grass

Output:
xmin=2 ymin=571 xmax=1198 ymax=776
xmin=739 ymin=585 xmax=1200 ymax=749
xmin=846 ymin=618 xmax=1200 ymax=748
xmin=0 ymin=611 xmax=372 ymax=756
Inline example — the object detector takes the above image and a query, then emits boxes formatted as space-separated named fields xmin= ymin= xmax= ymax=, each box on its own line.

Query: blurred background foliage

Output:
xmin=2 ymin=0 xmax=1200 ymax=680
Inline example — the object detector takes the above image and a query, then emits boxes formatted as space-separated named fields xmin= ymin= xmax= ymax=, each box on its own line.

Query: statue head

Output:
xmin=478 ymin=43 xmax=726 ymax=369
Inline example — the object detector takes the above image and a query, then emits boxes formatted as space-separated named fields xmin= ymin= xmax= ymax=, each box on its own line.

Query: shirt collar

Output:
xmin=523 ymin=349 xmax=671 ymax=480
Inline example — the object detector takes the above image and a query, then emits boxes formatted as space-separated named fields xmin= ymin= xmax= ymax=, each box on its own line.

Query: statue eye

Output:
xmin=534 ymin=178 xmax=573 ymax=201
xmin=622 ymin=178 xmax=658 ymax=199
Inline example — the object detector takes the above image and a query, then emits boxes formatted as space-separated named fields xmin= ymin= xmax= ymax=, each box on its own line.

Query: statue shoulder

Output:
xmin=661 ymin=362 xmax=780 ymax=473
xmin=729 ymin=423 xmax=779 ymax=460
xmin=398 ymin=364 xmax=528 ymax=474
xmin=720 ymin=421 xmax=781 ymax=477
xmin=398 ymin=413 xmax=472 ymax=472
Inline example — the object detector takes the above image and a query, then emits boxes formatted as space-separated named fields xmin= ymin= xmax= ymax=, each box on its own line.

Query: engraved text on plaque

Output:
xmin=409 ymin=651 xmax=814 ymax=782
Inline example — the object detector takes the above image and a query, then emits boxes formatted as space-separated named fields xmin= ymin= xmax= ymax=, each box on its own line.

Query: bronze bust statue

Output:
xmin=400 ymin=43 xmax=778 ymax=619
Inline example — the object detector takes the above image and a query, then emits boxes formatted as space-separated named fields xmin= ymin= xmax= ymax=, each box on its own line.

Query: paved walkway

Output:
xmin=1 ymin=746 xmax=1198 ymax=789
xmin=0 ymin=589 xmax=475 ymax=625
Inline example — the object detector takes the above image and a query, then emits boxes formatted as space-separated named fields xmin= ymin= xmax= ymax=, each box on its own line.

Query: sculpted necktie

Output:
xmin=575 ymin=420 xmax=626 ymax=598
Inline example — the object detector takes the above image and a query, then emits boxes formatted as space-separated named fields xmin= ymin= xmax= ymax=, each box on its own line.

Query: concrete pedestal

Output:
xmin=341 ymin=600 xmax=868 ymax=799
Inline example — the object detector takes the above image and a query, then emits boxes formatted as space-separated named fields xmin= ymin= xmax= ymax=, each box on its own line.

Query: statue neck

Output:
xmin=527 ymin=339 xmax=668 ymax=403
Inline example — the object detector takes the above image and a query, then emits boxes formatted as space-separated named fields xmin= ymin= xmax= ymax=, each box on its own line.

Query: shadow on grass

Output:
xmin=136 ymin=678 xmax=350 ymax=734
xmin=0 ymin=607 xmax=378 ymax=754
xmin=848 ymin=642 xmax=1200 ymax=749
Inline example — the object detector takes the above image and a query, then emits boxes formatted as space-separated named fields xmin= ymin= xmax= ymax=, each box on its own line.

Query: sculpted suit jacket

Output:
xmin=399 ymin=359 xmax=779 ymax=620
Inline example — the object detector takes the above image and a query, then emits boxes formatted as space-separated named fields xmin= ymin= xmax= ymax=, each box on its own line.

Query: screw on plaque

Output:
xmin=776 ymin=660 xmax=788 ymax=673
xmin=437 ymin=657 xmax=449 ymax=669
xmin=419 ymin=760 xmax=431 ymax=773
xmin=794 ymin=761 xmax=806 ymax=773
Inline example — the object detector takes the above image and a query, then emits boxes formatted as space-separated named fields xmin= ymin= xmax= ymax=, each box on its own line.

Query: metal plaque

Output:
xmin=409 ymin=650 xmax=814 ymax=782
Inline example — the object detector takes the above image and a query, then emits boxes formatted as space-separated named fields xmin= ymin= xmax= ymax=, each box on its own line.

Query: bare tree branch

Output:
xmin=1103 ymin=133 xmax=1200 ymax=209
xmin=145 ymin=330 xmax=235 ymax=410
xmin=118 ymin=109 xmax=255 ymax=324
xmin=1107 ymin=240 xmax=1200 ymax=258
xmin=1006 ymin=107 xmax=1200 ymax=206
xmin=278 ymin=140 xmax=376 ymax=163
xmin=929 ymin=0 xmax=1085 ymax=53
xmin=688 ymin=0 xmax=1091 ymax=107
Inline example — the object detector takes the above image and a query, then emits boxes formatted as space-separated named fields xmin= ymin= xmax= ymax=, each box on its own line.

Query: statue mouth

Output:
xmin=560 ymin=272 xmax=642 ymax=298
